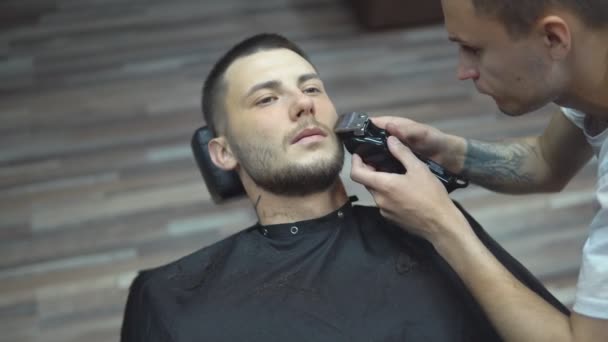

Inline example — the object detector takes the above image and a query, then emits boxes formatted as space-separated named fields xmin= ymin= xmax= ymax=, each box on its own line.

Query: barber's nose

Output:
xmin=457 ymin=56 xmax=480 ymax=81
xmin=290 ymin=92 xmax=315 ymax=120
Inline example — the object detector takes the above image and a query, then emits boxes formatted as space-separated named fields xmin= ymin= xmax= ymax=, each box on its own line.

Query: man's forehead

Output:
xmin=224 ymin=49 xmax=317 ymax=91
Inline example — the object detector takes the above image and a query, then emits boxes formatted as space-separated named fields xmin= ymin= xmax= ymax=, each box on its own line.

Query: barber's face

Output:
xmin=221 ymin=48 xmax=344 ymax=196
xmin=442 ymin=0 xmax=567 ymax=116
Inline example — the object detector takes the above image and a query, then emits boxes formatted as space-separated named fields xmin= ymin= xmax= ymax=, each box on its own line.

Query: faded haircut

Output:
xmin=472 ymin=0 xmax=608 ymax=37
xmin=201 ymin=33 xmax=313 ymax=136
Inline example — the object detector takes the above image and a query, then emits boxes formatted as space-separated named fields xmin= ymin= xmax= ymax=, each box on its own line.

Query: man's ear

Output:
xmin=208 ymin=136 xmax=238 ymax=171
xmin=538 ymin=15 xmax=572 ymax=60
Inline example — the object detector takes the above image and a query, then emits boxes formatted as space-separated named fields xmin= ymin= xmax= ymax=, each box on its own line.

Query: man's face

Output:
xmin=442 ymin=0 xmax=567 ymax=115
xmin=221 ymin=48 xmax=344 ymax=196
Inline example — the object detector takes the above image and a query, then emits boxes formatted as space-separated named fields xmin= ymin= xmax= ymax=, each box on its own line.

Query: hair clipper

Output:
xmin=335 ymin=112 xmax=469 ymax=193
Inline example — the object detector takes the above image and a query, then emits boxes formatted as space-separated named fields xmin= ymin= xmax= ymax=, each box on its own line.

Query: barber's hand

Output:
xmin=351 ymin=136 xmax=473 ymax=245
xmin=370 ymin=116 xmax=466 ymax=174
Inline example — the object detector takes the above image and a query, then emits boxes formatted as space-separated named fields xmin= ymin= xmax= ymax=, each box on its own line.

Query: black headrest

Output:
xmin=190 ymin=126 xmax=246 ymax=203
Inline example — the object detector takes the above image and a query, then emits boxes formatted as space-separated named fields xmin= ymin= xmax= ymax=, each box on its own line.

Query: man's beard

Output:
xmin=227 ymin=125 xmax=345 ymax=197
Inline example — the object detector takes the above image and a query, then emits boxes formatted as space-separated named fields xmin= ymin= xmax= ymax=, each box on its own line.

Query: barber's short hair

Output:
xmin=202 ymin=33 xmax=312 ymax=136
xmin=472 ymin=0 xmax=608 ymax=37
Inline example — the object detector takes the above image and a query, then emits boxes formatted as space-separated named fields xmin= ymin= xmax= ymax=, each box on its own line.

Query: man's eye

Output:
xmin=256 ymin=96 xmax=276 ymax=105
xmin=303 ymin=87 xmax=321 ymax=94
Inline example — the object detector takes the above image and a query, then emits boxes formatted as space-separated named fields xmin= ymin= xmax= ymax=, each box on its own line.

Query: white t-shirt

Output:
xmin=561 ymin=107 xmax=608 ymax=319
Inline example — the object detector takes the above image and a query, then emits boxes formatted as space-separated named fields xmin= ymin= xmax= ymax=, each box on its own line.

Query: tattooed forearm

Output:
xmin=462 ymin=139 xmax=541 ymax=193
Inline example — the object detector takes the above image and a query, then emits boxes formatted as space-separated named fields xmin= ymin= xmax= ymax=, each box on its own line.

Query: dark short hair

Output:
xmin=471 ymin=0 xmax=608 ymax=37
xmin=201 ymin=33 xmax=313 ymax=136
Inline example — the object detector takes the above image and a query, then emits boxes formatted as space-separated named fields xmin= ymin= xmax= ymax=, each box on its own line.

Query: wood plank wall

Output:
xmin=0 ymin=0 xmax=595 ymax=341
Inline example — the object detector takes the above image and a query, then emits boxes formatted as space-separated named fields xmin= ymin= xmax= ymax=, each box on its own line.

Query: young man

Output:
xmin=120 ymin=33 xmax=565 ymax=341
xmin=351 ymin=1 xmax=608 ymax=341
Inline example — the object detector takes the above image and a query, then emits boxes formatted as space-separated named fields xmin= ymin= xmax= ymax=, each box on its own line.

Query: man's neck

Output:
xmin=559 ymin=28 xmax=608 ymax=117
xmin=245 ymin=180 xmax=349 ymax=226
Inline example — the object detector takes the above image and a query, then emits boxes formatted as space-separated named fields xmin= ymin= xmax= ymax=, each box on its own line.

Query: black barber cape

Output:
xmin=121 ymin=201 xmax=568 ymax=342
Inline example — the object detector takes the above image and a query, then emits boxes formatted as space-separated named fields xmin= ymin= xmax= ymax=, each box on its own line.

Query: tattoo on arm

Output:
xmin=463 ymin=139 xmax=539 ymax=191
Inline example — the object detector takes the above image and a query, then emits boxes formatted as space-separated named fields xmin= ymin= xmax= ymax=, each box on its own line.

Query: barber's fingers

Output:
xmin=350 ymin=154 xmax=384 ymax=189
xmin=370 ymin=116 xmax=413 ymax=134
xmin=386 ymin=122 xmax=430 ymax=145
xmin=370 ymin=117 xmax=433 ymax=150
xmin=387 ymin=136 xmax=422 ymax=169
xmin=369 ymin=116 xmax=397 ymax=129
xmin=370 ymin=114 xmax=414 ymax=131
xmin=353 ymin=153 xmax=375 ymax=171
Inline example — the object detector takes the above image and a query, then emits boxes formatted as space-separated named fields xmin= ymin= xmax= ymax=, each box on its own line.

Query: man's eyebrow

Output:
xmin=245 ymin=80 xmax=281 ymax=98
xmin=245 ymin=73 xmax=321 ymax=99
xmin=298 ymin=73 xmax=320 ymax=84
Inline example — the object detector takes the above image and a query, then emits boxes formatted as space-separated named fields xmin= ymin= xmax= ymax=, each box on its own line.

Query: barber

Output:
xmin=351 ymin=0 xmax=608 ymax=341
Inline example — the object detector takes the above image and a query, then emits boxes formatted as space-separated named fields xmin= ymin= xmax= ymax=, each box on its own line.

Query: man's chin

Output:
xmin=290 ymin=143 xmax=343 ymax=163
xmin=254 ymin=167 xmax=342 ymax=197
xmin=256 ymin=153 xmax=344 ymax=197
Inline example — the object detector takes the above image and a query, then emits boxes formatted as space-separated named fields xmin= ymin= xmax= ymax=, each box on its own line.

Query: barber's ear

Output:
xmin=208 ymin=136 xmax=238 ymax=171
xmin=539 ymin=16 xmax=571 ymax=60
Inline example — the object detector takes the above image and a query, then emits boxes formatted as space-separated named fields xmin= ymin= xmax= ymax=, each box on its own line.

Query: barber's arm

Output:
xmin=350 ymin=110 xmax=606 ymax=342
xmin=368 ymin=109 xmax=593 ymax=194
xmin=461 ymin=110 xmax=593 ymax=193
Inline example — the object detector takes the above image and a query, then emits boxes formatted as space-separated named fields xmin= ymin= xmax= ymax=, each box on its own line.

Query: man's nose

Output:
xmin=290 ymin=92 xmax=315 ymax=120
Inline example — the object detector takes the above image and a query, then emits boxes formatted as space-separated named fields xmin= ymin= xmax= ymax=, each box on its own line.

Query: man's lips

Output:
xmin=291 ymin=127 xmax=327 ymax=144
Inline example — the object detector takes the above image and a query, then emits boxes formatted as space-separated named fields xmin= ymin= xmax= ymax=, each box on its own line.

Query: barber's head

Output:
xmin=202 ymin=34 xmax=344 ymax=196
xmin=442 ymin=0 xmax=608 ymax=115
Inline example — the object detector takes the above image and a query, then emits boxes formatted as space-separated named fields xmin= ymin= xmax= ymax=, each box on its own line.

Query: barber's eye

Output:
xmin=461 ymin=45 xmax=481 ymax=56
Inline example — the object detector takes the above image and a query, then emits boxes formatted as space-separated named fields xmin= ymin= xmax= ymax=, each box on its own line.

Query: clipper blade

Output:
xmin=334 ymin=112 xmax=369 ymax=136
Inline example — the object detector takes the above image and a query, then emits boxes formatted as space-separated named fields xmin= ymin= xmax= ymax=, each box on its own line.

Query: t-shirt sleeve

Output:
xmin=120 ymin=272 xmax=173 ymax=342
xmin=573 ymin=174 xmax=608 ymax=319
xmin=560 ymin=106 xmax=586 ymax=130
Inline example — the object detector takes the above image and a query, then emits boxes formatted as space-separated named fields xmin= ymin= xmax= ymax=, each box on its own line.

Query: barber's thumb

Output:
xmin=387 ymin=136 xmax=415 ymax=165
